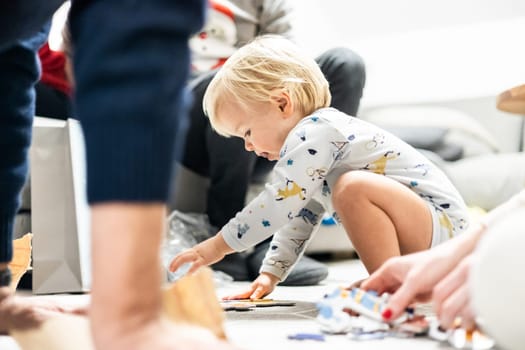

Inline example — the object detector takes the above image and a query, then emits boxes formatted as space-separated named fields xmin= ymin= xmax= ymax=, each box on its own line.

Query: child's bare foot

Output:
xmin=0 ymin=287 xmax=83 ymax=335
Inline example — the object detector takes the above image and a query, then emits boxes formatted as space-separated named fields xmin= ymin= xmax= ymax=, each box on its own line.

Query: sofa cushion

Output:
xmin=445 ymin=152 xmax=525 ymax=210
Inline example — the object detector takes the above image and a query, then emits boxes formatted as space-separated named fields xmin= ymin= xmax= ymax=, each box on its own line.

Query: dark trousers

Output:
xmin=0 ymin=0 xmax=62 ymax=262
xmin=35 ymin=82 xmax=74 ymax=120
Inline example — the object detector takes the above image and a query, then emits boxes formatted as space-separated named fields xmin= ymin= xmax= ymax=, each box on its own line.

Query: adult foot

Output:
xmin=0 ymin=286 xmax=83 ymax=334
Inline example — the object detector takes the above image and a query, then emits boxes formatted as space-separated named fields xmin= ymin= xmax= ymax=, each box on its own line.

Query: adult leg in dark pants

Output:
xmin=0 ymin=0 xmax=66 ymax=333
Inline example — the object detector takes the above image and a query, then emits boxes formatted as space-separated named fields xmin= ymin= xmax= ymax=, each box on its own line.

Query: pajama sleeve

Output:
xmin=260 ymin=199 xmax=325 ymax=280
xmin=221 ymin=116 xmax=348 ymax=252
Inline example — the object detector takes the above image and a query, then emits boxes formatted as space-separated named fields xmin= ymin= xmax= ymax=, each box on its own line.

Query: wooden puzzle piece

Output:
xmin=220 ymin=301 xmax=256 ymax=311
xmin=497 ymin=84 xmax=525 ymax=114
xmin=220 ymin=298 xmax=296 ymax=311
xmin=8 ymin=233 xmax=32 ymax=291
xmin=163 ymin=267 xmax=227 ymax=340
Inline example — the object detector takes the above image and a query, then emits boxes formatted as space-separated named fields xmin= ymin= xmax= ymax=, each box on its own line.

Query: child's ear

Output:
xmin=270 ymin=91 xmax=293 ymax=116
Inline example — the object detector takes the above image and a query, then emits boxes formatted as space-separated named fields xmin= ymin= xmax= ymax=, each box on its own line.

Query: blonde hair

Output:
xmin=203 ymin=35 xmax=331 ymax=136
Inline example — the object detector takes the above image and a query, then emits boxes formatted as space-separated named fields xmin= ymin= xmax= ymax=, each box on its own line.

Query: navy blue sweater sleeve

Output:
xmin=70 ymin=0 xmax=206 ymax=203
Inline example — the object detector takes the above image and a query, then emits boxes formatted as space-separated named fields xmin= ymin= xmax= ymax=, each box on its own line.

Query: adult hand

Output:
xmin=432 ymin=254 xmax=476 ymax=330
xmin=362 ymin=248 xmax=458 ymax=321
xmin=223 ymin=272 xmax=280 ymax=300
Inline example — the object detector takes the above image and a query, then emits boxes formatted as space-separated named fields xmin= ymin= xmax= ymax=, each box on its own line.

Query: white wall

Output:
xmin=290 ymin=0 xmax=525 ymax=151
xmin=291 ymin=0 xmax=525 ymax=104
xmin=291 ymin=0 xmax=525 ymax=45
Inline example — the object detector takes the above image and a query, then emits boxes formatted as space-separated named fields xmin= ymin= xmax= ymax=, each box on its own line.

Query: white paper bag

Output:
xmin=30 ymin=117 xmax=91 ymax=294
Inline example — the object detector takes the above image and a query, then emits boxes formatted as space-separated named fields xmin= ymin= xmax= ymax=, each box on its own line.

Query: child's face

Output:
xmin=217 ymin=95 xmax=298 ymax=161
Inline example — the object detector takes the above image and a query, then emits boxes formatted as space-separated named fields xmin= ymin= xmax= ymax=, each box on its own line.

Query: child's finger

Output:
xmin=222 ymin=288 xmax=256 ymax=300
xmin=168 ymin=252 xmax=195 ymax=272
xmin=249 ymin=285 xmax=266 ymax=300
xmin=187 ymin=262 xmax=202 ymax=274
xmin=222 ymin=292 xmax=252 ymax=300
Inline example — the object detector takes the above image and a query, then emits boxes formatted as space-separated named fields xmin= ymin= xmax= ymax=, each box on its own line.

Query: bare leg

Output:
xmin=90 ymin=203 xmax=166 ymax=347
xmin=332 ymin=171 xmax=433 ymax=273
xmin=90 ymin=203 xmax=233 ymax=350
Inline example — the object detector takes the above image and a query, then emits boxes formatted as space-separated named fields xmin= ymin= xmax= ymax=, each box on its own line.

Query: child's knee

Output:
xmin=332 ymin=171 xmax=372 ymax=210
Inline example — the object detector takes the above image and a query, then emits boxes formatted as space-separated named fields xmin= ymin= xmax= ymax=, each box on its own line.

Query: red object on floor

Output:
xmin=38 ymin=42 xmax=72 ymax=96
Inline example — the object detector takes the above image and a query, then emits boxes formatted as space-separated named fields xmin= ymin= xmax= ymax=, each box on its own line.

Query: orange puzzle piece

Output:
xmin=8 ymin=233 xmax=33 ymax=291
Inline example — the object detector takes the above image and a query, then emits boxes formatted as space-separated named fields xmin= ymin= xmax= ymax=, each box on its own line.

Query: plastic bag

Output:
xmin=161 ymin=211 xmax=216 ymax=282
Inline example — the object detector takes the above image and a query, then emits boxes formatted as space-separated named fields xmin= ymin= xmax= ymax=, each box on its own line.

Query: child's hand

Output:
xmin=169 ymin=248 xmax=206 ymax=275
xmin=223 ymin=272 xmax=280 ymax=300
xmin=169 ymin=233 xmax=234 ymax=275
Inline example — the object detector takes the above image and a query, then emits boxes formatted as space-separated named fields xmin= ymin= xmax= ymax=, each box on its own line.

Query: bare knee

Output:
xmin=332 ymin=171 xmax=372 ymax=213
